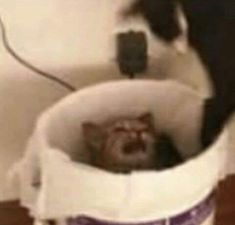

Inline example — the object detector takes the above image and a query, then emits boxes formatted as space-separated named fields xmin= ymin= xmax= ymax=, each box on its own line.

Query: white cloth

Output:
xmin=35 ymin=135 xmax=226 ymax=221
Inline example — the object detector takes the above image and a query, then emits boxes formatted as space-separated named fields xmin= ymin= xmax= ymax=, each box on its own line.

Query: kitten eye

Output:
xmin=139 ymin=127 xmax=150 ymax=133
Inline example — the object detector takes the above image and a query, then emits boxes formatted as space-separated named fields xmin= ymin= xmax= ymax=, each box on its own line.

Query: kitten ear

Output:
xmin=138 ymin=113 xmax=153 ymax=124
xmin=82 ymin=122 xmax=104 ymax=148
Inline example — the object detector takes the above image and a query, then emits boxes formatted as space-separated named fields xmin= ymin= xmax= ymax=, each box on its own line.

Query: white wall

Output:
xmin=0 ymin=0 xmax=130 ymax=200
xmin=1 ymin=0 xmax=230 ymax=201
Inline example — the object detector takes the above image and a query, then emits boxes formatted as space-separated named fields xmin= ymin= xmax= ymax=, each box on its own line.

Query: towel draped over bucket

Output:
xmin=6 ymin=80 xmax=228 ymax=224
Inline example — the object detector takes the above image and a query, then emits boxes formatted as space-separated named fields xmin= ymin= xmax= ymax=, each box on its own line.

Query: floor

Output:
xmin=0 ymin=175 xmax=235 ymax=225
xmin=216 ymin=176 xmax=235 ymax=225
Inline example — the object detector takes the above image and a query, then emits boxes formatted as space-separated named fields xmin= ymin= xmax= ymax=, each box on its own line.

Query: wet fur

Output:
xmin=82 ymin=114 xmax=182 ymax=173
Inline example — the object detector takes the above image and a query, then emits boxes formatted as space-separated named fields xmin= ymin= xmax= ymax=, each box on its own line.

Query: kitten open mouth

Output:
xmin=123 ymin=141 xmax=146 ymax=154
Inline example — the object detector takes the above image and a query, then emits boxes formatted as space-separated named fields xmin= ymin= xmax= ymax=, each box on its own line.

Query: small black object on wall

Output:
xmin=116 ymin=30 xmax=148 ymax=78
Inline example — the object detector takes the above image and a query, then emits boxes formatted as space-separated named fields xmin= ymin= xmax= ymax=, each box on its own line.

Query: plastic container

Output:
xmin=13 ymin=80 xmax=227 ymax=225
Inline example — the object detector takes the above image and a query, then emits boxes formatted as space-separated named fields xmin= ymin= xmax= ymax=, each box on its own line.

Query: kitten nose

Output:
xmin=130 ymin=132 xmax=138 ymax=139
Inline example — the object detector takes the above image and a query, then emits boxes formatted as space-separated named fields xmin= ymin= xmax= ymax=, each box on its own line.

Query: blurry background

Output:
xmin=0 ymin=0 xmax=234 ymax=201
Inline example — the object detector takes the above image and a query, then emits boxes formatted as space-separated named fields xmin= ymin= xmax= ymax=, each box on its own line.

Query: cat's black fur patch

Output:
xmin=126 ymin=0 xmax=235 ymax=148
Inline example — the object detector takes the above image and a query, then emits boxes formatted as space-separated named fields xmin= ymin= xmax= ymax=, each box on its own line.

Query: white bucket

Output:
xmin=16 ymin=80 xmax=227 ymax=225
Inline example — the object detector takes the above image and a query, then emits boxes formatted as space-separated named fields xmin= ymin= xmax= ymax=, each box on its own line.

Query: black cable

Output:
xmin=0 ymin=16 xmax=76 ymax=92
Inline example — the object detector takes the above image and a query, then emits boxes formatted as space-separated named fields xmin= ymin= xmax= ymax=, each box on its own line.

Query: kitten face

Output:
xmin=82 ymin=113 xmax=158 ymax=173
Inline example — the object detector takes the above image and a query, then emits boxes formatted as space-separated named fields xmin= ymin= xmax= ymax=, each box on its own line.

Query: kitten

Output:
xmin=82 ymin=113 xmax=160 ymax=173
xmin=124 ymin=0 xmax=235 ymax=148
xmin=82 ymin=113 xmax=183 ymax=173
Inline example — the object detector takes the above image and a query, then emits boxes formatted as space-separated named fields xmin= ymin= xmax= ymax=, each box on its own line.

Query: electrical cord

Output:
xmin=0 ymin=16 xmax=76 ymax=92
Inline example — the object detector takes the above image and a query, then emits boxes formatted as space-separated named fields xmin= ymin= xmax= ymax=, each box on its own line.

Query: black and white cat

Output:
xmin=124 ymin=0 xmax=235 ymax=148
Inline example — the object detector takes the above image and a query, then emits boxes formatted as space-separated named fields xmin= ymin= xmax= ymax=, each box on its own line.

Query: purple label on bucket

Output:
xmin=170 ymin=192 xmax=215 ymax=225
xmin=67 ymin=216 xmax=165 ymax=225
xmin=67 ymin=191 xmax=215 ymax=225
